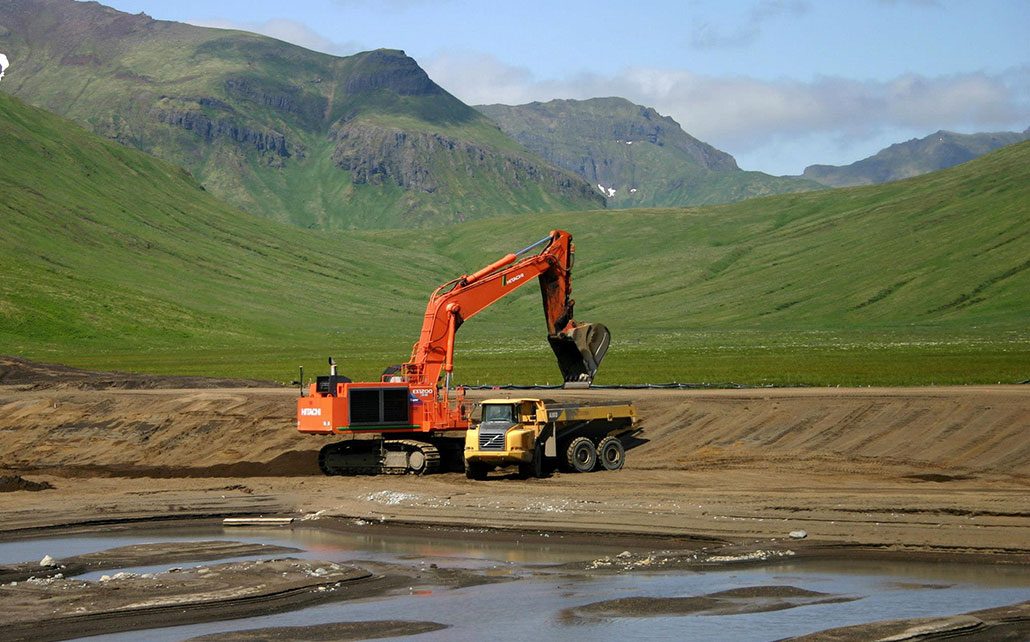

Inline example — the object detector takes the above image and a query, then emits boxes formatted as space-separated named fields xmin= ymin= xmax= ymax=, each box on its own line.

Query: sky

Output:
xmin=95 ymin=0 xmax=1028 ymax=175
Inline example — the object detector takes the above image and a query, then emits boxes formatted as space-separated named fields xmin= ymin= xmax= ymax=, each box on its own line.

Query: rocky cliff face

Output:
xmin=329 ymin=120 xmax=600 ymax=205
xmin=478 ymin=97 xmax=815 ymax=208
xmin=155 ymin=107 xmax=293 ymax=158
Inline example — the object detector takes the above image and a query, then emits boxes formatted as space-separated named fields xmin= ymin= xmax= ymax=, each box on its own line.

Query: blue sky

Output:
xmin=96 ymin=0 xmax=1028 ymax=175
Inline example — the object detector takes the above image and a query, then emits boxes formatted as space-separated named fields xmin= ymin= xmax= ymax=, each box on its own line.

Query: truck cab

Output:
xmin=466 ymin=400 xmax=547 ymax=472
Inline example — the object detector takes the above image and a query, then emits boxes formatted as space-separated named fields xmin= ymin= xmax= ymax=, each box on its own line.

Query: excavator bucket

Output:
xmin=549 ymin=323 xmax=610 ymax=387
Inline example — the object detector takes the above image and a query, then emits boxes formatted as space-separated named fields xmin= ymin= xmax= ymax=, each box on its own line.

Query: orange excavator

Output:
xmin=297 ymin=230 xmax=609 ymax=475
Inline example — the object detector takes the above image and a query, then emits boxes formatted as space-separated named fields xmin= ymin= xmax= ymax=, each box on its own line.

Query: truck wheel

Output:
xmin=566 ymin=437 xmax=597 ymax=473
xmin=465 ymin=460 xmax=488 ymax=480
xmin=519 ymin=446 xmax=546 ymax=479
xmin=597 ymin=436 xmax=625 ymax=471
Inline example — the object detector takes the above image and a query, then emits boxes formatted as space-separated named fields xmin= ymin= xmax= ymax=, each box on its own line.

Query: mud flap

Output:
xmin=549 ymin=322 xmax=610 ymax=386
xmin=544 ymin=423 xmax=557 ymax=458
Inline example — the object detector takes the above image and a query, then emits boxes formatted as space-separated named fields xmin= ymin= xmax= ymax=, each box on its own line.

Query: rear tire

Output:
xmin=597 ymin=436 xmax=625 ymax=471
xmin=566 ymin=437 xmax=597 ymax=473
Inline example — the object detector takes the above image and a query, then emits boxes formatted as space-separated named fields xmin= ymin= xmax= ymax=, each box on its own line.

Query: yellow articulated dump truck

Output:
xmin=463 ymin=398 xmax=637 ymax=479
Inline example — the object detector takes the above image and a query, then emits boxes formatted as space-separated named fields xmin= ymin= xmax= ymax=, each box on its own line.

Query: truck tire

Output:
xmin=518 ymin=445 xmax=546 ymax=479
xmin=566 ymin=437 xmax=597 ymax=473
xmin=465 ymin=460 xmax=488 ymax=480
xmin=597 ymin=436 xmax=625 ymax=471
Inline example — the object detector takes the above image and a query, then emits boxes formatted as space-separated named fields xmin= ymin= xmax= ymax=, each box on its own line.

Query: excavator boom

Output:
xmin=404 ymin=230 xmax=608 ymax=387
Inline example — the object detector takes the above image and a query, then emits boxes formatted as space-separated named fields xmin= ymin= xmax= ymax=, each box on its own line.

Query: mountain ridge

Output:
xmin=0 ymin=0 xmax=603 ymax=229
xmin=801 ymin=128 xmax=1030 ymax=187
xmin=476 ymin=97 xmax=822 ymax=208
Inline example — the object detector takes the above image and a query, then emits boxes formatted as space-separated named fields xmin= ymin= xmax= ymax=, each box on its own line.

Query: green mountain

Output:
xmin=0 ymin=0 xmax=602 ymax=229
xmin=476 ymin=97 xmax=822 ymax=208
xmin=1 ymin=90 xmax=1027 ymax=385
xmin=802 ymin=129 xmax=1030 ymax=187
xmin=0 ymin=89 xmax=449 ymax=375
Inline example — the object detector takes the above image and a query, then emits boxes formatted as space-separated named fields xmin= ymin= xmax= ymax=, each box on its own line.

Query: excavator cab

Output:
xmin=550 ymin=322 xmax=610 ymax=387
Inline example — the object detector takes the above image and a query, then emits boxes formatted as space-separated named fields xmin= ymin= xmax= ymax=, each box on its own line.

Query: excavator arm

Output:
xmin=403 ymin=230 xmax=609 ymax=387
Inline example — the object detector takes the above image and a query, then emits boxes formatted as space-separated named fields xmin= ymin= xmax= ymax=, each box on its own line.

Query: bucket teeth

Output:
xmin=549 ymin=323 xmax=610 ymax=386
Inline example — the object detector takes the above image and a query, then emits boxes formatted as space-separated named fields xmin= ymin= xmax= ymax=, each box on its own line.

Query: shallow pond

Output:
xmin=3 ymin=524 xmax=1028 ymax=641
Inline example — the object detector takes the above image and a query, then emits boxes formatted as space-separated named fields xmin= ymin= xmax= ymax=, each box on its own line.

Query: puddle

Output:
xmin=1 ymin=526 xmax=1027 ymax=642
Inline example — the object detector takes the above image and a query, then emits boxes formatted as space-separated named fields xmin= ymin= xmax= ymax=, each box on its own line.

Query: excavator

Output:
xmin=297 ymin=230 xmax=610 ymax=475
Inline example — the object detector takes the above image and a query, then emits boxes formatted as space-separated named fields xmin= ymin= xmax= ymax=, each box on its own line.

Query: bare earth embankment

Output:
xmin=0 ymin=357 xmax=1027 ymax=640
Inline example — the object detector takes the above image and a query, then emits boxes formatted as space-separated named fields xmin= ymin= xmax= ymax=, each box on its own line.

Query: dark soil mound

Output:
xmin=0 ymin=475 xmax=54 ymax=492
xmin=0 ymin=356 xmax=280 ymax=390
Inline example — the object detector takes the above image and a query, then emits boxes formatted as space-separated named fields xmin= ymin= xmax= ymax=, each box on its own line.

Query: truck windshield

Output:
xmin=482 ymin=404 xmax=515 ymax=423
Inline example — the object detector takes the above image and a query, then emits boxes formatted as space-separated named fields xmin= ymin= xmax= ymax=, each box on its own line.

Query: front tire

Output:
xmin=465 ymin=460 xmax=488 ymax=480
xmin=566 ymin=437 xmax=597 ymax=473
xmin=518 ymin=446 xmax=546 ymax=479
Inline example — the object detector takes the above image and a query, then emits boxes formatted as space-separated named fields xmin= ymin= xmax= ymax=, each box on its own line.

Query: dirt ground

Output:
xmin=0 ymin=358 xmax=1028 ymax=640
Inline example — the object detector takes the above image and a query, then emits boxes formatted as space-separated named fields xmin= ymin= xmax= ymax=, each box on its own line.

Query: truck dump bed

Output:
xmin=542 ymin=401 xmax=636 ymax=423
xmin=540 ymin=401 xmax=637 ymax=443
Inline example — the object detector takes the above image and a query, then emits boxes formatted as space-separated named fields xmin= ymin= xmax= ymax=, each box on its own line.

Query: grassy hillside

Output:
xmin=2 ymin=91 xmax=1027 ymax=385
xmin=0 ymin=0 xmax=602 ymax=229
xmin=0 ymin=90 xmax=453 ymax=377
xmin=477 ymin=98 xmax=822 ymax=208
xmin=369 ymin=142 xmax=1030 ymax=385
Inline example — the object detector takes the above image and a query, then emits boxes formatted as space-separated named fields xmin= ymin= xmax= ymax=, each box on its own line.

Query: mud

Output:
xmin=3 ymin=557 xmax=373 ymax=642
xmin=784 ymin=601 xmax=1030 ymax=641
xmin=0 ymin=541 xmax=300 ymax=583
xmin=563 ymin=586 xmax=858 ymax=619
xmin=185 ymin=621 xmax=449 ymax=641
xmin=0 ymin=539 xmax=493 ymax=642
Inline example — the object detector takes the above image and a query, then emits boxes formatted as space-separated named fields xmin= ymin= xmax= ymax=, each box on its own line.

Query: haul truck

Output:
xmin=297 ymin=230 xmax=611 ymax=475
xmin=464 ymin=399 xmax=637 ymax=479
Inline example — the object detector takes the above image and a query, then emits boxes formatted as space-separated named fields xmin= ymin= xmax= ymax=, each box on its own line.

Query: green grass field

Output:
xmin=2 ymin=91 xmax=1027 ymax=386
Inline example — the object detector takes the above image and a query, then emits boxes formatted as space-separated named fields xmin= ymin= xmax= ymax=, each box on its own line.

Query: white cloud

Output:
xmin=425 ymin=52 xmax=1030 ymax=173
xmin=690 ymin=0 xmax=811 ymax=50
xmin=187 ymin=18 xmax=364 ymax=57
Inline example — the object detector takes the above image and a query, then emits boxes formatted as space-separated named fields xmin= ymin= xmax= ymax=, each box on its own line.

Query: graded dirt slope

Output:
xmin=1 ymin=372 xmax=1027 ymax=480
xmin=0 ymin=359 xmax=1027 ymax=556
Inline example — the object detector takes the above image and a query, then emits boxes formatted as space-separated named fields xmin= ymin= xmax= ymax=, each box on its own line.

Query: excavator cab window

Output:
xmin=482 ymin=404 xmax=516 ymax=424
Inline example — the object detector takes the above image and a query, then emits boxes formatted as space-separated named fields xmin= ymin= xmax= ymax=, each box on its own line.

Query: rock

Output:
xmin=789 ymin=530 xmax=808 ymax=539
xmin=39 ymin=555 xmax=58 ymax=567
